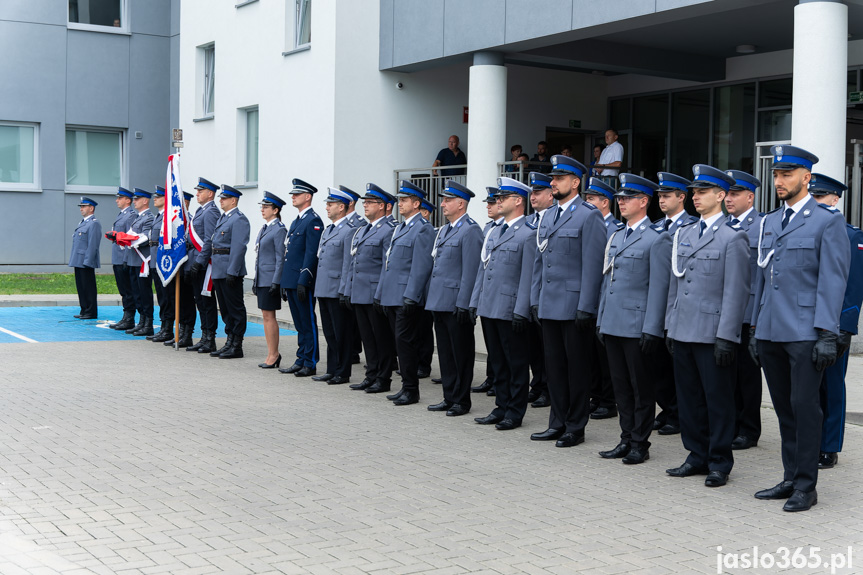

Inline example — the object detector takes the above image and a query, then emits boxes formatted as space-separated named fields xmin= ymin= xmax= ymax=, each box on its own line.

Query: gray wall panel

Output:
xmin=171 ymin=0 xmax=181 ymax=37
xmin=129 ymin=34 xmax=172 ymax=188
xmin=130 ymin=0 xmax=171 ymax=36
xmin=444 ymin=0 xmax=505 ymax=56
xmin=392 ymin=0 xmax=444 ymax=67
xmin=379 ymin=0 xmax=394 ymax=69
xmin=0 ymin=0 xmax=67 ymax=26
xmin=2 ymin=191 xmax=66 ymax=264
xmin=572 ymin=0 xmax=654 ymax=29
xmin=657 ymin=0 xmax=714 ymax=11
xmin=66 ymin=30 xmax=131 ymax=128
xmin=504 ymin=0 xmax=573 ymax=44
xmin=170 ymin=34 xmax=180 ymax=134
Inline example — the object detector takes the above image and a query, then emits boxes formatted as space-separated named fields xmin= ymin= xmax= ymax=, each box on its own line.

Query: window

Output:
xmin=244 ymin=108 xmax=259 ymax=185
xmin=0 ymin=122 xmax=39 ymax=191
xmin=669 ymin=90 xmax=710 ymax=177
xmin=66 ymin=128 xmax=123 ymax=189
xmin=295 ymin=0 xmax=311 ymax=48
xmin=202 ymin=44 xmax=215 ymax=117
xmin=712 ymin=83 xmax=755 ymax=172
xmin=68 ymin=0 xmax=127 ymax=32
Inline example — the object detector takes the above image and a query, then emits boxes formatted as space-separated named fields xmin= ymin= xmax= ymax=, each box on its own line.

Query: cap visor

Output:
xmin=771 ymin=162 xmax=804 ymax=171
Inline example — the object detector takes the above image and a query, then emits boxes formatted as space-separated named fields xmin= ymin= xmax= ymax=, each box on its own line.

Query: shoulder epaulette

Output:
xmin=767 ymin=206 xmax=782 ymax=214
xmin=651 ymin=217 xmax=664 ymax=225
xmin=758 ymin=212 xmax=766 ymax=217
xmin=276 ymin=220 xmax=285 ymax=227
xmin=679 ymin=219 xmax=698 ymax=228
xmin=385 ymin=219 xmax=396 ymax=228
xmin=817 ymin=203 xmax=841 ymax=214
xmin=726 ymin=222 xmax=745 ymax=231
xmin=582 ymin=202 xmax=597 ymax=210
xmin=466 ymin=217 xmax=477 ymax=226
xmin=526 ymin=220 xmax=537 ymax=230
xmin=614 ymin=221 xmax=625 ymax=230
xmin=650 ymin=222 xmax=664 ymax=232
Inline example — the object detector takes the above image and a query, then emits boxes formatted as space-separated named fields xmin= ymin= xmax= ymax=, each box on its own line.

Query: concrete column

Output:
xmin=466 ymin=52 xmax=507 ymax=223
xmin=791 ymin=0 xmax=847 ymax=208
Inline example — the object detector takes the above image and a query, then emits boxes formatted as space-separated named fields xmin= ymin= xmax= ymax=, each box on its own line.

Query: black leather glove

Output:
xmin=226 ymin=274 xmax=240 ymax=287
xmin=575 ymin=310 xmax=596 ymax=331
xmin=190 ymin=261 xmax=204 ymax=276
xmin=529 ymin=305 xmax=540 ymax=324
xmin=297 ymin=284 xmax=309 ymax=303
xmin=812 ymin=330 xmax=839 ymax=371
xmin=374 ymin=298 xmax=384 ymax=315
xmin=402 ymin=298 xmax=418 ymax=316
xmin=456 ymin=307 xmax=473 ymax=326
xmin=339 ymin=294 xmax=353 ymax=311
xmin=837 ymin=330 xmax=853 ymax=358
xmin=469 ymin=307 xmax=478 ymax=324
xmin=280 ymin=288 xmax=289 ymax=302
xmin=640 ymin=333 xmax=661 ymax=355
xmin=513 ymin=314 xmax=527 ymax=334
xmin=269 ymin=283 xmax=280 ymax=298
xmin=747 ymin=326 xmax=760 ymax=367
xmin=252 ymin=284 xmax=257 ymax=295
xmin=714 ymin=337 xmax=737 ymax=367
xmin=665 ymin=333 xmax=674 ymax=356
xmin=595 ymin=326 xmax=605 ymax=346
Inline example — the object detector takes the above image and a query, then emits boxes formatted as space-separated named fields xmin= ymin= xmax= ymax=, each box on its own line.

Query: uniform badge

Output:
xmin=693 ymin=165 xmax=701 ymax=176
xmin=681 ymin=242 xmax=691 ymax=247
xmin=639 ymin=225 xmax=645 ymax=230
xmin=457 ymin=221 xmax=462 ymax=228
xmin=803 ymin=209 xmax=810 ymax=216
xmin=713 ymin=226 xmax=718 ymax=231
xmin=776 ymin=146 xmax=783 ymax=160
xmin=620 ymin=175 xmax=627 ymax=184
xmin=570 ymin=205 xmax=575 ymax=212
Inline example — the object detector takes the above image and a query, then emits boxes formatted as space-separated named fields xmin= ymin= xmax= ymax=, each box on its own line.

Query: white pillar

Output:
xmin=466 ymin=52 xmax=507 ymax=223
xmin=791 ymin=0 xmax=847 ymax=208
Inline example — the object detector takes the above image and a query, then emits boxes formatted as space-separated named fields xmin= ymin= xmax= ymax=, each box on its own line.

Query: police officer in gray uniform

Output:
xmin=526 ymin=172 xmax=554 ymax=408
xmin=338 ymin=185 xmax=366 ymax=364
xmin=375 ymin=180 xmax=435 ymax=406
xmin=596 ymin=174 xmax=671 ymax=465
xmin=253 ymin=191 xmax=288 ymax=368
xmin=529 ymin=155 xmax=606 ymax=448
xmin=665 ymin=164 xmax=749 ymax=488
xmin=209 ymin=185 xmax=251 ymax=359
xmin=426 ymin=180 xmax=483 ymax=417
xmin=148 ymin=186 xmax=170 ymax=341
xmin=69 ymin=196 xmax=102 ymax=319
xmin=187 ymin=178 xmax=222 ymax=353
xmin=126 ymin=188 xmax=156 ymax=337
xmin=108 ymin=187 xmax=138 ymax=330
xmin=750 ymin=146 xmax=849 ymax=512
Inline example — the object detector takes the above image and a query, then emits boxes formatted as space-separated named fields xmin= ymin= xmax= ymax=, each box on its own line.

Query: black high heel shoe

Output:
xmin=259 ymin=354 xmax=282 ymax=369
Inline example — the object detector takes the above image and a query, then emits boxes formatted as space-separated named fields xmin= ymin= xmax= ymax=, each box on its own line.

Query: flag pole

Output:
xmin=174 ymin=266 xmax=181 ymax=350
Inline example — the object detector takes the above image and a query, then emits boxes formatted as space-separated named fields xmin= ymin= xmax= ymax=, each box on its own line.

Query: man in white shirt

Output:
xmin=594 ymin=130 xmax=624 ymax=181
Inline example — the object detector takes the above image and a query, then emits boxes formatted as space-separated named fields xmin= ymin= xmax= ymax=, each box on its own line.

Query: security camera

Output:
xmin=396 ymin=82 xmax=404 ymax=90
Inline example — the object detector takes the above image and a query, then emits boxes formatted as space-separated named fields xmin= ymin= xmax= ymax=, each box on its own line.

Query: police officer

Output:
xmin=338 ymin=184 xmax=366 ymax=365
xmin=808 ymin=173 xmax=863 ymax=470
xmin=345 ymin=185 xmax=398 ymax=393
xmin=596 ymin=174 xmax=671 ymax=464
xmin=312 ymin=188 xmax=357 ymax=384
xmin=108 ymin=187 xmax=138 ymax=331
xmin=209 ymin=185 xmax=251 ymax=359
xmin=417 ymin=198 xmax=436 ymax=380
xmin=526 ymin=172 xmax=554 ymax=408
xmin=126 ymin=188 xmax=155 ymax=337
xmin=750 ymin=146 xmax=849 ymax=511
xmin=375 ymin=180 xmax=435 ymax=406
xmin=69 ymin=196 xmax=102 ymax=319
xmin=529 ymin=155 xmax=606 ymax=448
xmin=168 ymin=190 xmax=199 ymax=347
xmin=470 ymin=177 xmax=535 ymax=429
xmin=665 ymin=165 xmax=749 ymax=487
xmin=148 ymin=186 xmax=170 ymax=342
xmin=279 ymin=179 xmax=324 ymax=377
xmin=187 ymin=178 xmax=221 ymax=353
xmin=426 ymin=181 xmax=483 ymax=417
xmin=724 ymin=170 xmax=764 ymax=450
xmin=253 ymin=191 xmax=288 ymax=368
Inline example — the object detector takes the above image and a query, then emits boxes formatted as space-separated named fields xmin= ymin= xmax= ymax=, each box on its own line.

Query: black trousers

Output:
xmin=136 ymin=273 xmax=154 ymax=318
xmin=419 ymin=309 xmax=434 ymax=373
xmin=113 ymin=264 xmax=135 ymax=313
xmin=433 ymin=311 xmax=475 ymax=408
xmin=192 ymin=265 xmax=218 ymax=331
xmin=734 ymin=324 xmax=762 ymax=440
xmin=74 ymin=267 xmax=98 ymax=317
xmin=319 ymin=297 xmax=353 ymax=378
xmin=759 ymin=339 xmax=822 ymax=493
xmin=482 ymin=316 xmax=502 ymax=386
xmin=212 ymin=278 xmax=246 ymax=337
xmin=528 ymin=319 xmax=547 ymax=393
xmin=605 ymin=336 xmax=654 ymax=447
xmin=485 ymin=318 xmax=530 ymax=423
xmin=162 ymin=273 xmax=197 ymax=327
xmin=126 ymin=264 xmax=143 ymax=314
xmin=648 ymin=343 xmax=679 ymax=426
xmin=153 ymin=273 xmax=166 ymax=322
xmin=542 ymin=319 xmax=594 ymax=435
xmin=385 ymin=305 xmax=423 ymax=391
xmin=352 ymin=312 xmax=362 ymax=357
xmin=590 ymin=331 xmax=616 ymax=409
xmin=673 ymin=341 xmax=736 ymax=474
xmin=354 ymin=303 xmax=395 ymax=384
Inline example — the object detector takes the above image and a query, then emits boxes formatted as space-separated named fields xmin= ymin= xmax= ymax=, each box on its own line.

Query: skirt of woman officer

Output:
xmin=257 ymin=287 xmax=281 ymax=311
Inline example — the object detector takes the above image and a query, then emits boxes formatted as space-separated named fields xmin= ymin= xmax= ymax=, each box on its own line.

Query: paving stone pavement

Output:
xmin=0 ymin=334 xmax=861 ymax=575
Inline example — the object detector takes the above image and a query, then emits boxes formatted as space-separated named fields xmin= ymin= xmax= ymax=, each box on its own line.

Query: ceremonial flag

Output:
xmin=156 ymin=154 xmax=189 ymax=286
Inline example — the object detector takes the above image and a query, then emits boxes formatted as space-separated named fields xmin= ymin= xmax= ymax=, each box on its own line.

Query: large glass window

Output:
xmin=295 ymin=0 xmax=311 ymax=48
xmin=632 ymin=94 xmax=668 ymax=177
xmin=758 ymin=109 xmax=793 ymax=142
xmin=68 ymin=0 xmax=125 ymax=29
xmin=670 ymin=90 xmax=710 ymax=177
xmin=202 ymin=44 xmax=215 ymax=117
xmin=610 ymin=99 xmax=631 ymax=131
xmin=713 ymin=83 xmax=756 ymax=172
xmin=758 ymin=78 xmax=793 ymax=108
xmin=66 ymin=128 xmax=122 ymax=188
xmin=245 ymin=108 xmax=259 ymax=185
xmin=0 ymin=123 xmax=38 ymax=190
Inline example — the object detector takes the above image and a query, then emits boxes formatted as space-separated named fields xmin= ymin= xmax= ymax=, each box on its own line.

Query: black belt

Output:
xmin=213 ymin=248 xmax=230 ymax=255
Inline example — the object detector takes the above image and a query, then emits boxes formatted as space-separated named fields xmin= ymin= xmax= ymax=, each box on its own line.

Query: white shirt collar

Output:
xmin=700 ymin=211 xmax=725 ymax=229
xmin=784 ymin=193 xmax=812 ymax=215
xmin=83 ymin=214 xmax=94 ymax=221
xmin=448 ymin=213 xmax=468 ymax=227
xmin=330 ymin=215 xmax=347 ymax=227
xmin=298 ymin=206 xmax=312 ymax=219
xmin=494 ymin=216 xmax=505 ymax=225
xmin=504 ymin=214 xmax=525 ymax=226
xmin=403 ymin=212 xmax=421 ymax=226
xmin=224 ymin=207 xmax=237 ymax=216
xmin=626 ymin=215 xmax=649 ymax=231
xmin=667 ymin=209 xmax=686 ymax=224
xmin=265 ymin=218 xmax=277 ymax=227
xmin=200 ymin=200 xmax=213 ymax=209
xmin=558 ymin=194 xmax=578 ymax=212
xmin=603 ymin=212 xmax=612 ymax=220
xmin=733 ymin=206 xmax=754 ymax=222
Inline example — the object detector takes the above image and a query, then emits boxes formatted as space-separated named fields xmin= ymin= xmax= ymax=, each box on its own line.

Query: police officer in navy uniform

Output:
xmin=723 ymin=170 xmax=765 ymax=450
xmin=209 ymin=185 xmax=251 ymax=359
xmin=750 ymin=146 xmax=849 ymax=511
xmin=529 ymin=155 xmax=606 ymax=448
xmin=69 ymin=196 xmax=102 ymax=319
xmin=375 ymin=180 xmax=435 ymax=406
xmin=126 ymin=188 xmax=156 ymax=337
xmin=526 ymin=172 xmax=554 ymax=408
xmin=807 ymin=173 xmax=863 ymax=470
xmin=596 ymin=174 xmax=671 ymax=464
xmin=279 ymin=179 xmax=324 ymax=377
xmin=345 ymin=185 xmax=398 ymax=393
xmin=426 ymin=181 xmax=483 ymax=417
xmin=665 ymin=165 xmax=750 ymax=488
xmin=187 ymin=178 xmax=221 ymax=353
xmin=108 ymin=187 xmax=139 ymax=330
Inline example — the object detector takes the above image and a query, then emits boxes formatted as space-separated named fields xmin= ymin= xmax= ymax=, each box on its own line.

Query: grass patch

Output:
xmin=0 ymin=273 xmax=119 ymax=295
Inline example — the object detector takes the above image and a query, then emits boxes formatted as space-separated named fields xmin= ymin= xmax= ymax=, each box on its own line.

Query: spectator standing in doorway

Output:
xmin=590 ymin=144 xmax=604 ymax=177
xmin=531 ymin=141 xmax=552 ymax=173
xmin=433 ymin=135 xmax=467 ymax=177
xmin=594 ymin=130 xmax=624 ymax=184
xmin=505 ymin=144 xmax=523 ymax=173
xmin=560 ymin=144 xmax=574 ymax=158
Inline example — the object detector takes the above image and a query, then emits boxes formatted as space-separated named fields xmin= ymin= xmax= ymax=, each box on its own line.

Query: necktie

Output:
xmin=400 ymin=221 xmax=406 ymax=231
xmin=442 ymin=223 xmax=452 ymax=239
xmin=624 ymin=227 xmax=632 ymax=241
xmin=361 ymin=223 xmax=372 ymax=238
xmin=730 ymin=218 xmax=740 ymax=226
xmin=781 ymin=207 xmax=794 ymax=229
xmin=699 ymin=220 xmax=707 ymax=238
xmin=499 ymin=222 xmax=509 ymax=236
xmin=663 ymin=219 xmax=672 ymax=231
xmin=553 ymin=206 xmax=563 ymax=224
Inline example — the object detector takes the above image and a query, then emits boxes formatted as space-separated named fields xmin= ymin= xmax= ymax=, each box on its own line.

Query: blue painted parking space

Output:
xmin=0 ymin=306 xmax=296 ymax=343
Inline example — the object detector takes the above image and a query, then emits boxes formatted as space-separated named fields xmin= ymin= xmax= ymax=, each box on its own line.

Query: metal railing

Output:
xmin=393 ymin=165 xmax=467 ymax=227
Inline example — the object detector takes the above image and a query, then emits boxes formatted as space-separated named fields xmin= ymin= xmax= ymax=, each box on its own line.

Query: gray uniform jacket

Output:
xmin=751 ymin=198 xmax=850 ymax=341
xmin=69 ymin=216 xmax=102 ymax=269
xmin=127 ymin=209 xmax=155 ymax=266
xmin=149 ymin=211 xmax=163 ymax=269
xmin=597 ymin=221 xmax=671 ymax=339
xmin=728 ymin=210 xmax=764 ymax=325
xmin=343 ymin=216 xmax=396 ymax=304
xmin=375 ymin=215 xmax=435 ymax=307
xmin=192 ymin=201 xmax=220 ymax=266
xmin=254 ymin=220 xmax=288 ymax=288
xmin=425 ymin=215 xmax=483 ymax=312
xmin=603 ymin=214 xmax=625 ymax=240
xmin=530 ymin=196 xmax=606 ymax=320
xmin=470 ymin=216 xmax=535 ymax=321
xmin=348 ymin=212 xmax=367 ymax=227
xmin=210 ymin=209 xmax=250 ymax=280
xmin=111 ymin=206 xmax=137 ymax=265
xmin=315 ymin=218 xmax=356 ymax=298
xmin=666 ymin=219 xmax=750 ymax=344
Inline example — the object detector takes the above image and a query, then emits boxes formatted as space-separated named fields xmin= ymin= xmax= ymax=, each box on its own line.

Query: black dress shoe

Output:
xmin=417 ymin=370 xmax=430 ymax=379
xmin=74 ymin=314 xmax=82 ymax=318
xmin=657 ymin=423 xmax=681 ymax=435
xmin=531 ymin=392 xmax=550 ymax=408
xmin=279 ymin=364 xmax=302 ymax=374
xmin=495 ymin=419 xmax=520 ymax=430
xmin=731 ymin=435 xmax=758 ymax=450
xmin=590 ymin=406 xmax=618 ymax=420
xmin=311 ymin=373 xmax=333 ymax=382
xmin=599 ymin=443 xmax=630 ymax=459
xmin=386 ymin=388 xmax=405 ymax=401
xmin=350 ymin=379 xmax=373 ymax=390
xmin=818 ymin=452 xmax=838 ymax=469
xmin=431 ymin=378 xmax=442 ymax=384
xmin=531 ymin=428 xmax=564 ymax=441
xmin=474 ymin=414 xmax=502 ymax=425
xmin=486 ymin=388 xmax=496 ymax=396
xmin=471 ymin=378 xmax=493 ymax=393
xmin=589 ymin=402 xmax=599 ymax=414
xmin=783 ymin=489 xmax=817 ymax=512
xmin=527 ymin=389 xmax=541 ymax=403
xmin=446 ymin=404 xmax=469 ymax=417
xmin=665 ymin=463 xmax=709 ymax=477
xmin=704 ymin=471 xmax=728 ymax=487
xmin=622 ymin=447 xmax=649 ymax=465
xmin=259 ymin=354 xmax=282 ymax=369
xmin=754 ymin=480 xmax=795 ymax=500
xmin=427 ymin=400 xmax=452 ymax=412
xmin=365 ymin=381 xmax=392 ymax=394
xmin=328 ymin=376 xmax=349 ymax=385
xmin=555 ymin=432 xmax=584 ymax=448
xmin=294 ymin=366 xmax=316 ymax=377
xmin=78 ymin=315 xmax=97 ymax=320
xmin=652 ymin=419 xmax=664 ymax=430
xmin=392 ymin=389 xmax=419 ymax=406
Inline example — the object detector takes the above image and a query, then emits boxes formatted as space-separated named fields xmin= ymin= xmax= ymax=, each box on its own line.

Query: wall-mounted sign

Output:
xmin=463 ymin=107 xmax=469 ymax=124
